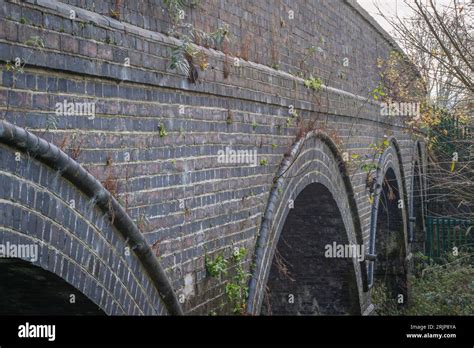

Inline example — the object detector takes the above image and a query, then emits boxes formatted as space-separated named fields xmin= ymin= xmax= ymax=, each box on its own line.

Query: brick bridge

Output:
xmin=0 ymin=0 xmax=427 ymax=315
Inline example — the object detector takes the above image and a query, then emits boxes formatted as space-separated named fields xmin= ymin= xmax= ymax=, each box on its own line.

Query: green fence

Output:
xmin=426 ymin=216 xmax=474 ymax=258
xmin=428 ymin=112 xmax=472 ymax=162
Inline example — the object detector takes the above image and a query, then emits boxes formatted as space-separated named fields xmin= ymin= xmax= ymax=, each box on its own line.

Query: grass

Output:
xmin=372 ymin=252 xmax=474 ymax=315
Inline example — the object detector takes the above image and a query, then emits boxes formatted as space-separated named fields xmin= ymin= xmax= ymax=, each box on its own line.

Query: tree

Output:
xmin=375 ymin=0 xmax=473 ymax=220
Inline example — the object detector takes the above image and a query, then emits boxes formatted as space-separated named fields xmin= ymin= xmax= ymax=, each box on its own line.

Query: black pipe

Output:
xmin=0 ymin=120 xmax=183 ymax=315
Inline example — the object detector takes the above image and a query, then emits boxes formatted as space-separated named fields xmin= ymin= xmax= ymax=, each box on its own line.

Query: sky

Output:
xmin=356 ymin=0 xmax=456 ymax=35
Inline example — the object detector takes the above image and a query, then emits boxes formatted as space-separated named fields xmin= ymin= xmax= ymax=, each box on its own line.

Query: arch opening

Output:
xmin=374 ymin=168 xmax=407 ymax=300
xmin=411 ymin=161 xmax=425 ymax=253
xmin=261 ymin=183 xmax=360 ymax=315
xmin=0 ymin=258 xmax=105 ymax=315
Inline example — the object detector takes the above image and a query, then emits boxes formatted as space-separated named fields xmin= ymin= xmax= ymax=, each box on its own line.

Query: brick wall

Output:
xmin=0 ymin=0 xmax=424 ymax=315
xmin=57 ymin=0 xmax=399 ymax=95
xmin=0 ymin=142 xmax=168 ymax=315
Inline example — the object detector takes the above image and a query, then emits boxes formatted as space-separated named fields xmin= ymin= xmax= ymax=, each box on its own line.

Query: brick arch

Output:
xmin=247 ymin=132 xmax=366 ymax=315
xmin=261 ymin=182 xmax=361 ymax=315
xmin=0 ymin=120 xmax=181 ymax=315
xmin=367 ymin=139 xmax=409 ymax=294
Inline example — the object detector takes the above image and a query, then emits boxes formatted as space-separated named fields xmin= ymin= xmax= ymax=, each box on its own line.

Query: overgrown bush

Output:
xmin=372 ymin=252 xmax=474 ymax=315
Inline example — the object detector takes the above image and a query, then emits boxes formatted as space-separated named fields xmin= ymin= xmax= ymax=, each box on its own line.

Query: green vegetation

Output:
xmin=205 ymin=247 xmax=250 ymax=314
xmin=303 ymin=75 xmax=323 ymax=91
xmin=371 ymin=82 xmax=386 ymax=101
xmin=25 ymin=36 xmax=44 ymax=48
xmin=158 ymin=123 xmax=168 ymax=137
xmin=225 ymin=247 xmax=251 ymax=314
xmin=205 ymin=254 xmax=228 ymax=277
xmin=372 ymin=252 xmax=474 ymax=315
xmin=252 ymin=120 xmax=258 ymax=130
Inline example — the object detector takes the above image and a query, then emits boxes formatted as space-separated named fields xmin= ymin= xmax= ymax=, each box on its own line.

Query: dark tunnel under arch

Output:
xmin=0 ymin=258 xmax=105 ymax=315
xmin=261 ymin=183 xmax=361 ymax=315
xmin=374 ymin=167 xmax=407 ymax=301
xmin=410 ymin=160 xmax=425 ymax=253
